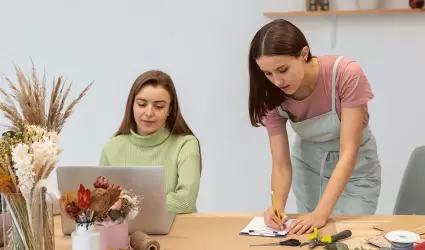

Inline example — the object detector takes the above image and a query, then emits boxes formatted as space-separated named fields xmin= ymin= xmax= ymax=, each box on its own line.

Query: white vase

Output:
xmin=331 ymin=0 xmax=358 ymax=10
xmin=71 ymin=223 xmax=101 ymax=250
xmin=356 ymin=0 xmax=380 ymax=9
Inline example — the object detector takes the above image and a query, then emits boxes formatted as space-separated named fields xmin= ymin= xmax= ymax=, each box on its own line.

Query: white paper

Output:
xmin=240 ymin=217 xmax=293 ymax=237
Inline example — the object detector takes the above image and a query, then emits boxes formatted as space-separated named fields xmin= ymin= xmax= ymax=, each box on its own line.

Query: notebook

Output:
xmin=240 ymin=217 xmax=293 ymax=237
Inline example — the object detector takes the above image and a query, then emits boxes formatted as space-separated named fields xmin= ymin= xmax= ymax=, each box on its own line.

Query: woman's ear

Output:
xmin=301 ymin=46 xmax=310 ymax=61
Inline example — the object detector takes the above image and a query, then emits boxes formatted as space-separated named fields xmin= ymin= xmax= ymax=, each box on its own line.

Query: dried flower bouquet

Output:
xmin=60 ymin=176 xmax=142 ymax=229
xmin=0 ymin=60 xmax=93 ymax=250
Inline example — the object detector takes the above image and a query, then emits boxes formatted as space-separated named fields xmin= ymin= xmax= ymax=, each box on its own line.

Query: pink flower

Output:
xmin=94 ymin=176 xmax=109 ymax=189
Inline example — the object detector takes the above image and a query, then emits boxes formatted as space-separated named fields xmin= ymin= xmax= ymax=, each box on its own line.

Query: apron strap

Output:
xmin=277 ymin=106 xmax=289 ymax=119
xmin=319 ymin=56 xmax=343 ymax=197
xmin=331 ymin=56 xmax=344 ymax=113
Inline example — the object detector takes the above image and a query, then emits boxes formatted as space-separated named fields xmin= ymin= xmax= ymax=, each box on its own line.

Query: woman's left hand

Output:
xmin=287 ymin=211 xmax=328 ymax=235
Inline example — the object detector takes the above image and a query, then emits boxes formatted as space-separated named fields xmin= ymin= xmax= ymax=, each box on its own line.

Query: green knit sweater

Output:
xmin=99 ymin=126 xmax=201 ymax=214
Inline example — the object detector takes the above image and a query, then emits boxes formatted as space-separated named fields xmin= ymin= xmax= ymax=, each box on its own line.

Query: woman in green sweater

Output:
xmin=99 ymin=70 xmax=201 ymax=214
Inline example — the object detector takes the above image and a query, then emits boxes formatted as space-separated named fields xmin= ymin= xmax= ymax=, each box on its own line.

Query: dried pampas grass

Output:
xmin=0 ymin=59 xmax=94 ymax=133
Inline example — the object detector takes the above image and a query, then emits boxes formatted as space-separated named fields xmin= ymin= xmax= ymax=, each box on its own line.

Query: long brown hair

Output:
xmin=248 ymin=19 xmax=312 ymax=127
xmin=115 ymin=70 xmax=194 ymax=137
xmin=114 ymin=70 xmax=202 ymax=174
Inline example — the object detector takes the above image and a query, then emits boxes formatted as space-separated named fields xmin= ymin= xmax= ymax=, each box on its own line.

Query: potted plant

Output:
xmin=60 ymin=176 xmax=142 ymax=250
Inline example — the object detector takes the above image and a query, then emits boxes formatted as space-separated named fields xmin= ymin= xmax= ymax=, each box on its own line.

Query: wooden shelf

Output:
xmin=263 ymin=8 xmax=425 ymax=49
xmin=264 ymin=8 xmax=425 ymax=17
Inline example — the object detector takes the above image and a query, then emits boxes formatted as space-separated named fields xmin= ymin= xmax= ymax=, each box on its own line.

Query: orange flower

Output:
xmin=77 ymin=184 xmax=91 ymax=210
xmin=107 ymin=184 xmax=122 ymax=206
xmin=60 ymin=191 xmax=78 ymax=205
xmin=0 ymin=175 xmax=15 ymax=194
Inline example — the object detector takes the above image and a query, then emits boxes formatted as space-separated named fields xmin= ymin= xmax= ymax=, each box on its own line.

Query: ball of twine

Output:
xmin=130 ymin=231 xmax=160 ymax=250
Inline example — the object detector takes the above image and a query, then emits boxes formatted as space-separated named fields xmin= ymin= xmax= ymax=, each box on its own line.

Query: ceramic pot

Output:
xmin=71 ymin=222 xmax=101 ymax=250
xmin=331 ymin=0 xmax=358 ymax=10
xmin=356 ymin=0 xmax=380 ymax=9
xmin=409 ymin=0 xmax=425 ymax=8
xmin=96 ymin=222 xmax=129 ymax=250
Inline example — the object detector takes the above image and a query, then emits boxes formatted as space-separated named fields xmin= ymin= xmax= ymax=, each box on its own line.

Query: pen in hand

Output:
xmin=271 ymin=191 xmax=284 ymax=230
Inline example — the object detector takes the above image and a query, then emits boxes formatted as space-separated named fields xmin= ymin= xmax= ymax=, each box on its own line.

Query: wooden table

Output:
xmin=53 ymin=214 xmax=425 ymax=250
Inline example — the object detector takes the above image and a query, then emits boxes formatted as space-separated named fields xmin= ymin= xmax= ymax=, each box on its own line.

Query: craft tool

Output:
xmin=300 ymin=228 xmax=352 ymax=249
xmin=250 ymin=239 xmax=301 ymax=247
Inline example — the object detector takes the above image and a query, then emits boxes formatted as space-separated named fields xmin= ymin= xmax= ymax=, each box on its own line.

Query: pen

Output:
xmin=271 ymin=191 xmax=283 ymax=228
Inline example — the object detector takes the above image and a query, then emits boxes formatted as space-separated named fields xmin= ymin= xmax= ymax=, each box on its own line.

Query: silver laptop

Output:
xmin=56 ymin=165 xmax=175 ymax=235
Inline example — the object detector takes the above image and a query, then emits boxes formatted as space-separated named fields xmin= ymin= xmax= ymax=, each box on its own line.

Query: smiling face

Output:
xmin=133 ymin=84 xmax=171 ymax=135
xmin=255 ymin=53 xmax=306 ymax=96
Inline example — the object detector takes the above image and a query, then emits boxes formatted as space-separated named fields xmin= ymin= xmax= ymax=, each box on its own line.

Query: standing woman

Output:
xmin=99 ymin=70 xmax=201 ymax=214
xmin=248 ymin=19 xmax=381 ymax=234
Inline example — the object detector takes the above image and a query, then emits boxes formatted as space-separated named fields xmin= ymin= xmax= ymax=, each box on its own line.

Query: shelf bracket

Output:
xmin=330 ymin=14 xmax=338 ymax=49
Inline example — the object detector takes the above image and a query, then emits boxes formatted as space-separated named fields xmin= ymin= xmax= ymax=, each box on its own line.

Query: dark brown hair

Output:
xmin=115 ymin=70 xmax=194 ymax=137
xmin=248 ymin=19 xmax=312 ymax=127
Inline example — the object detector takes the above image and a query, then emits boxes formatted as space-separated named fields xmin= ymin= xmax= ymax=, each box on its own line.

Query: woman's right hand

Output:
xmin=264 ymin=206 xmax=289 ymax=230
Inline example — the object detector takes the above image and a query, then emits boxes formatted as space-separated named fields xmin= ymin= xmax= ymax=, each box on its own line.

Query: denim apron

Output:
xmin=277 ymin=56 xmax=381 ymax=214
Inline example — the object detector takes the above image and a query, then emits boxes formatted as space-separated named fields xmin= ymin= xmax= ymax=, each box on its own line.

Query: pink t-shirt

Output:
xmin=265 ymin=55 xmax=374 ymax=136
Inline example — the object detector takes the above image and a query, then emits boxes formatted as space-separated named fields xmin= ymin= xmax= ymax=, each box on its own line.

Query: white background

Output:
xmin=0 ymin=0 xmax=424 ymax=214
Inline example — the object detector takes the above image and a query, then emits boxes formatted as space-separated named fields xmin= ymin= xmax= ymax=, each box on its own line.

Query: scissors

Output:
xmin=250 ymin=239 xmax=302 ymax=247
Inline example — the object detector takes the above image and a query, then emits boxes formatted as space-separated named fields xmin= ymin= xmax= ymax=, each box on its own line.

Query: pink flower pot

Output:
xmin=95 ymin=223 xmax=129 ymax=250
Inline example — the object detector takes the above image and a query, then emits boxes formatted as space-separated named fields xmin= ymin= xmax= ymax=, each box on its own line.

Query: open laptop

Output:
xmin=56 ymin=165 xmax=175 ymax=235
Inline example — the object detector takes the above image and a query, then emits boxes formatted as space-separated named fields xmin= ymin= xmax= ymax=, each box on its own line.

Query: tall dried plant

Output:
xmin=0 ymin=59 xmax=94 ymax=133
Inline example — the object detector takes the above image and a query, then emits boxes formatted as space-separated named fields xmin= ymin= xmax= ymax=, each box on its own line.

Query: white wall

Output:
xmin=0 ymin=0 xmax=424 ymax=214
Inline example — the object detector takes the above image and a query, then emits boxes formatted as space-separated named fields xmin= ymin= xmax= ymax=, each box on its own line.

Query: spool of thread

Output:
xmin=385 ymin=231 xmax=420 ymax=250
xmin=390 ymin=241 xmax=414 ymax=250
xmin=130 ymin=231 xmax=160 ymax=250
